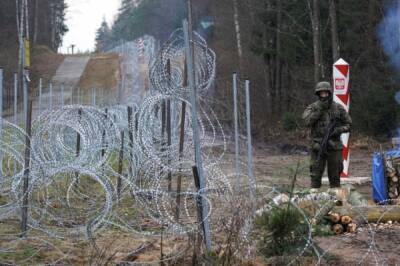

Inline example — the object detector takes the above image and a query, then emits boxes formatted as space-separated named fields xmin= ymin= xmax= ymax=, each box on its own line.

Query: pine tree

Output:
xmin=95 ymin=17 xmax=112 ymax=52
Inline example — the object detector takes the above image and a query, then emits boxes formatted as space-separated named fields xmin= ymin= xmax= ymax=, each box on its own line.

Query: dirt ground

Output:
xmin=315 ymin=225 xmax=400 ymax=265
xmin=251 ymin=141 xmax=373 ymax=195
xmin=1 ymin=136 xmax=399 ymax=265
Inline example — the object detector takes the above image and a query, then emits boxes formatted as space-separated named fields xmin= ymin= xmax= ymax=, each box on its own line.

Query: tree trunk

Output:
xmin=245 ymin=0 xmax=256 ymax=25
xmin=232 ymin=0 xmax=242 ymax=69
xmin=264 ymin=65 xmax=273 ymax=115
xmin=329 ymin=0 xmax=340 ymax=63
xmin=33 ymin=0 xmax=39 ymax=43
xmin=331 ymin=206 xmax=400 ymax=224
xmin=50 ymin=2 xmax=56 ymax=51
xmin=275 ymin=0 xmax=283 ymax=113
xmin=264 ymin=0 xmax=275 ymax=115
xmin=367 ymin=0 xmax=376 ymax=58
xmin=309 ymin=0 xmax=321 ymax=83
xmin=283 ymin=62 xmax=290 ymax=112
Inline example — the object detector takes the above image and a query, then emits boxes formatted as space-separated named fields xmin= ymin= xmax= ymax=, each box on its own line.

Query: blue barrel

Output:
xmin=372 ymin=152 xmax=388 ymax=203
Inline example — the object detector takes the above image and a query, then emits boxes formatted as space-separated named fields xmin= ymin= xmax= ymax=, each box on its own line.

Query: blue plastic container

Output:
xmin=372 ymin=152 xmax=388 ymax=203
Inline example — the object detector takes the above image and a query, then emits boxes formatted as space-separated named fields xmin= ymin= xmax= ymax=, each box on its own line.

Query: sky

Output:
xmin=60 ymin=0 xmax=121 ymax=53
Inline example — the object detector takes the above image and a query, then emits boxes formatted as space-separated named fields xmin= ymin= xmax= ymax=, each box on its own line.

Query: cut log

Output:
xmin=332 ymin=224 xmax=344 ymax=235
xmin=328 ymin=212 xmax=341 ymax=223
xmin=387 ymin=171 xmax=396 ymax=178
xmin=341 ymin=215 xmax=352 ymax=225
xmin=386 ymin=160 xmax=394 ymax=170
xmin=347 ymin=222 xmax=357 ymax=233
xmin=391 ymin=176 xmax=399 ymax=183
xmin=331 ymin=206 xmax=400 ymax=224
xmin=311 ymin=200 xmax=336 ymax=225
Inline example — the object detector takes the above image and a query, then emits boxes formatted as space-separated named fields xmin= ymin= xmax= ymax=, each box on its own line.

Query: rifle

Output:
xmin=316 ymin=118 xmax=337 ymax=164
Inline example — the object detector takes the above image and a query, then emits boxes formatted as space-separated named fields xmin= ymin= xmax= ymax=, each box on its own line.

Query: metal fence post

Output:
xmin=23 ymin=69 xmax=28 ymax=125
xmin=0 ymin=68 xmax=3 ymax=179
xmin=233 ymin=73 xmax=240 ymax=189
xmin=14 ymin=73 xmax=18 ymax=125
xmin=183 ymin=19 xmax=212 ymax=250
xmin=13 ymin=72 xmax=18 ymax=175
xmin=0 ymin=68 xmax=3 ymax=121
xmin=245 ymin=79 xmax=256 ymax=208
xmin=61 ymin=84 xmax=64 ymax=107
xmin=49 ymin=83 xmax=53 ymax=110
xmin=38 ymin=78 xmax=42 ymax=114
xmin=21 ymin=101 xmax=32 ymax=237
xmin=70 ymin=86 xmax=73 ymax=105
xmin=92 ymin=88 xmax=96 ymax=106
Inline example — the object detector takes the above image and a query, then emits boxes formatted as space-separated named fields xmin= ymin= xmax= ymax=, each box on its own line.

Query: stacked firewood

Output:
xmin=384 ymin=157 xmax=400 ymax=199
xmin=328 ymin=211 xmax=357 ymax=235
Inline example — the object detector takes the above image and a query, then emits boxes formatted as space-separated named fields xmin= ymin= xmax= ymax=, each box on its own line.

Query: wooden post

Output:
xmin=76 ymin=109 xmax=81 ymax=157
xmin=101 ymin=108 xmax=108 ymax=158
xmin=75 ymin=108 xmax=81 ymax=184
xmin=134 ymin=110 xmax=139 ymax=133
xmin=127 ymin=106 xmax=134 ymax=178
xmin=161 ymin=102 xmax=166 ymax=138
xmin=21 ymin=100 xmax=32 ymax=237
xmin=192 ymin=166 xmax=206 ymax=238
xmin=117 ymin=131 xmax=125 ymax=199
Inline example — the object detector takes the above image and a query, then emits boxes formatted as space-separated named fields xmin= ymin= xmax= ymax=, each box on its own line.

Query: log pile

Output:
xmin=384 ymin=156 xmax=400 ymax=200
xmin=327 ymin=211 xmax=357 ymax=235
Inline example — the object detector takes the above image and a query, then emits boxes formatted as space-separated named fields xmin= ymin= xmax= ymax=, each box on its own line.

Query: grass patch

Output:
xmin=78 ymin=53 xmax=120 ymax=96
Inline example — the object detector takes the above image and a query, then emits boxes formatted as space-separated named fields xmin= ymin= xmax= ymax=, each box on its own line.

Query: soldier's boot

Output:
xmin=310 ymin=174 xmax=322 ymax=188
xmin=329 ymin=178 xmax=341 ymax=188
xmin=327 ymin=150 xmax=343 ymax=188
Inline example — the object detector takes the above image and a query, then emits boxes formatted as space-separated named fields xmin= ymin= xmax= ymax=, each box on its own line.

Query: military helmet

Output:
xmin=315 ymin=81 xmax=332 ymax=95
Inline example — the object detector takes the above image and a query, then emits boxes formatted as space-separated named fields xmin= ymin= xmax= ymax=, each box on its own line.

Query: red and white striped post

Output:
xmin=333 ymin=58 xmax=350 ymax=177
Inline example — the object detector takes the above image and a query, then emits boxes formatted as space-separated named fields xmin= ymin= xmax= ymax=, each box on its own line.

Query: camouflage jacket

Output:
xmin=302 ymin=101 xmax=352 ymax=150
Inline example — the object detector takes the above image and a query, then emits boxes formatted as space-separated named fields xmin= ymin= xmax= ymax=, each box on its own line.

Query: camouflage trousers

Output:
xmin=309 ymin=149 xmax=343 ymax=188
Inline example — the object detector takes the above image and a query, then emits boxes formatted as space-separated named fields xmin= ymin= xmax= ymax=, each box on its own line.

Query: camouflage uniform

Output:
xmin=302 ymin=82 xmax=352 ymax=188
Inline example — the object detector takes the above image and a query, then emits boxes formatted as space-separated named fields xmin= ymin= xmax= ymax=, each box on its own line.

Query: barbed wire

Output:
xmin=0 ymin=26 xmax=397 ymax=265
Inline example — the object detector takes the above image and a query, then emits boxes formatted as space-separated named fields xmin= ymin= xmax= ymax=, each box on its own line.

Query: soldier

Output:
xmin=302 ymin=81 xmax=352 ymax=188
